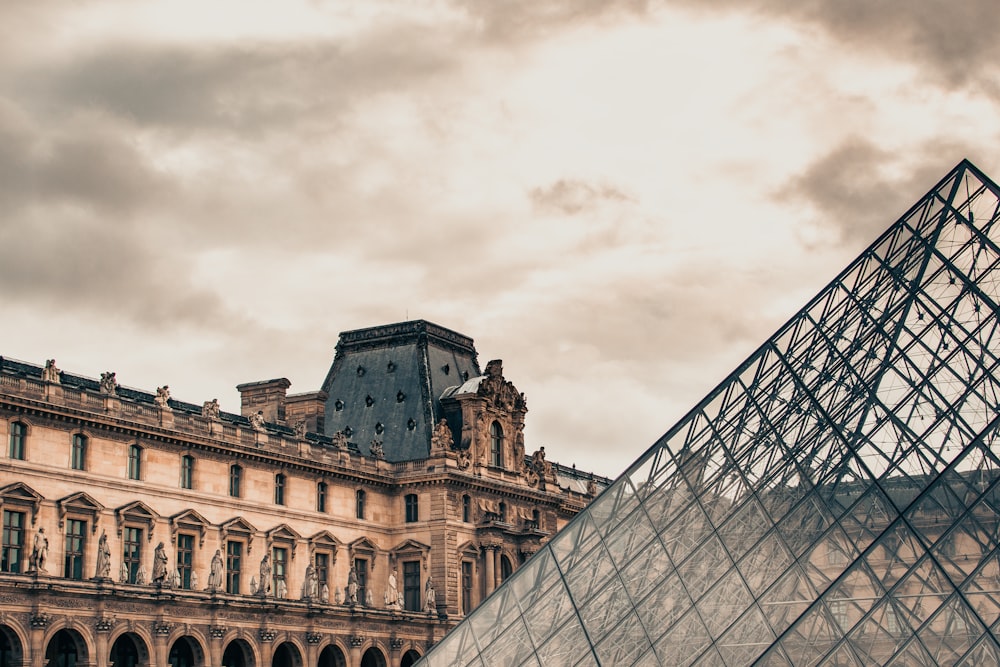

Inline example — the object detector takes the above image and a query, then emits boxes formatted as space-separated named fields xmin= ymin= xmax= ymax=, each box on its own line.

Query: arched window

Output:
xmin=490 ymin=421 xmax=503 ymax=468
xmin=498 ymin=502 xmax=507 ymax=523
xmin=8 ymin=422 xmax=26 ymax=460
xmin=127 ymin=444 xmax=142 ymax=480
xmin=355 ymin=490 xmax=366 ymax=519
xmin=71 ymin=434 xmax=87 ymax=470
xmin=229 ymin=465 xmax=242 ymax=498
xmin=405 ymin=494 xmax=418 ymax=523
xmin=500 ymin=554 xmax=513 ymax=582
xmin=274 ymin=474 xmax=286 ymax=505
xmin=316 ymin=481 xmax=328 ymax=513
xmin=462 ymin=494 xmax=471 ymax=523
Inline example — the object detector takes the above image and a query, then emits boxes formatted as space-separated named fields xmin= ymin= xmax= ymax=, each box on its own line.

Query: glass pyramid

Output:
xmin=418 ymin=160 xmax=1000 ymax=666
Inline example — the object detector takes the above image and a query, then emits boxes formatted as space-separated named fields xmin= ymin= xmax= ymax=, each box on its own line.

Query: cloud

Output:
xmin=529 ymin=179 xmax=634 ymax=215
xmin=780 ymin=136 xmax=979 ymax=242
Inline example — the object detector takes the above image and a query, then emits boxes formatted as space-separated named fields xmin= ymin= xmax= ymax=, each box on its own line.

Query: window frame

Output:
xmin=405 ymin=494 xmax=418 ymax=523
xmin=316 ymin=481 xmax=328 ymax=513
xmin=180 ymin=455 xmax=195 ymax=490
xmin=127 ymin=444 xmax=142 ymax=481
xmin=63 ymin=518 xmax=86 ymax=580
xmin=490 ymin=421 xmax=503 ymax=468
xmin=71 ymin=434 xmax=87 ymax=471
xmin=1 ymin=509 xmax=26 ymax=573
xmin=176 ymin=533 xmax=195 ymax=589
xmin=226 ymin=540 xmax=243 ymax=594
xmin=462 ymin=494 xmax=471 ymax=523
xmin=122 ymin=525 xmax=143 ymax=583
xmin=356 ymin=489 xmax=366 ymax=520
xmin=461 ymin=560 xmax=474 ymax=614
xmin=8 ymin=422 xmax=26 ymax=461
xmin=274 ymin=473 xmax=286 ymax=506
xmin=229 ymin=465 xmax=242 ymax=498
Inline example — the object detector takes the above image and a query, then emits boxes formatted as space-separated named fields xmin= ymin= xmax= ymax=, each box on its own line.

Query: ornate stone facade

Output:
xmin=0 ymin=321 xmax=606 ymax=667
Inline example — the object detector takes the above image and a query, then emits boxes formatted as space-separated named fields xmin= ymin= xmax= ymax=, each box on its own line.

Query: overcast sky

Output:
xmin=2 ymin=1 xmax=998 ymax=478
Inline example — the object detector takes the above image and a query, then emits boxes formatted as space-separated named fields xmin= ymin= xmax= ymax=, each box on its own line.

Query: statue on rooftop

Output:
xmin=331 ymin=430 xmax=348 ymax=450
xmin=431 ymin=419 xmax=453 ymax=453
xmin=154 ymin=386 xmax=171 ymax=408
xmin=248 ymin=411 xmax=265 ymax=431
xmin=42 ymin=359 xmax=60 ymax=384
xmin=370 ymin=438 xmax=384 ymax=460
xmin=100 ymin=372 xmax=118 ymax=396
xmin=202 ymin=399 xmax=220 ymax=419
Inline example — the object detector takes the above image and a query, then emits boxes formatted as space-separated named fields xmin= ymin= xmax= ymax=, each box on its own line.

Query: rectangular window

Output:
xmin=462 ymin=561 xmax=473 ymax=614
xmin=315 ymin=553 xmax=329 ymax=594
xmin=403 ymin=560 xmax=421 ymax=611
xmin=127 ymin=445 xmax=142 ymax=480
xmin=229 ymin=466 xmax=242 ymax=498
xmin=180 ymin=455 xmax=194 ymax=490
xmin=71 ymin=434 xmax=87 ymax=470
xmin=356 ymin=490 xmax=366 ymax=520
xmin=405 ymin=494 xmax=418 ymax=523
xmin=64 ymin=519 xmax=86 ymax=580
xmin=273 ymin=547 xmax=287 ymax=594
xmin=274 ymin=474 xmax=286 ymax=506
xmin=123 ymin=527 xmax=142 ymax=583
xmin=1 ymin=510 xmax=25 ymax=573
xmin=176 ymin=534 xmax=194 ymax=589
xmin=317 ymin=482 xmax=327 ymax=513
xmin=355 ymin=558 xmax=368 ymax=605
xmin=9 ymin=422 xmax=25 ymax=460
xmin=226 ymin=541 xmax=242 ymax=594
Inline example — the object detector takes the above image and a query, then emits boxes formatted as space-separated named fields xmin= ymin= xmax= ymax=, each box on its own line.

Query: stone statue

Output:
xmin=332 ymin=431 xmax=348 ymax=450
xmin=42 ymin=359 xmax=60 ymax=383
xmin=100 ymin=372 xmax=118 ymax=396
xmin=172 ymin=569 xmax=181 ymax=588
xmin=202 ymin=398 xmax=220 ymax=419
xmin=386 ymin=569 xmax=400 ymax=609
xmin=302 ymin=559 xmax=319 ymax=600
xmin=29 ymin=527 xmax=48 ymax=572
xmin=514 ymin=423 xmax=525 ymax=463
xmin=190 ymin=570 xmax=199 ymax=590
xmin=136 ymin=565 xmax=147 ymax=585
xmin=258 ymin=554 xmax=271 ymax=596
xmin=95 ymin=530 xmax=111 ymax=579
xmin=207 ymin=549 xmax=224 ymax=591
xmin=294 ymin=421 xmax=307 ymax=438
xmin=152 ymin=542 xmax=169 ymax=585
xmin=248 ymin=411 xmax=265 ymax=430
xmin=531 ymin=447 xmax=552 ymax=477
xmin=154 ymin=385 xmax=171 ymax=408
xmin=369 ymin=438 xmax=384 ymax=460
xmin=457 ymin=447 xmax=471 ymax=470
xmin=587 ymin=476 xmax=598 ymax=496
xmin=431 ymin=419 xmax=453 ymax=452
xmin=250 ymin=576 xmax=258 ymax=595
xmin=347 ymin=568 xmax=359 ymax=604
xmin=120 ymin=561 xmax=129 ymax=583
xmin=425 ymin=576 xmax=436 ymax=612
xmin=276 ymin=577 xmax=287 ymax=599
xmin=365 ymin=589 xmax=374 ymax=606
xmin=324 ymin=583 xmax=333 ymax=604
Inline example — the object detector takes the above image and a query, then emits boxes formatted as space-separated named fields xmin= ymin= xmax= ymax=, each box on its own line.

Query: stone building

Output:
xmin=0 ymin=320 xmax=606 ymax=667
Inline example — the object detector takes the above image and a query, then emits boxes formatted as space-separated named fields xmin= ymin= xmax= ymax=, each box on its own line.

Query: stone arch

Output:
xmin=270 ymin=642 xmax=302 ymax=667
xmin=222 ymin=637 xmax=257 ymax=667
xmin=399 ymin=649 xmax=421 ymax=667
xmin=0 ymin=623 xmax=25 ymax=667
xmin=315 ymin=643 xmax=346 ymax=667
xmin=109 ymin=630 xmax=150 ymax=667
xmin=167 ymin=635 xmax=206 ymax=667
xmin=359 ymin=646 xmax=386 ymax=667
xmin=43 ymin=627 xmax=91 ymax=667
xmin=499 ymin=551 xmax=514 ymax=583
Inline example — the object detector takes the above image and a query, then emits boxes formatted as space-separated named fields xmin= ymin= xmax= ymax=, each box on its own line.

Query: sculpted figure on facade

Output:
xmin=248 ymin=410 xmax=265 ymax=431
xmin=202 ymin=398 xmax=220 ymax=419
xmin=29 ymin=527 xmax=48 ymax=572
xmin=100 ymin=371 xmax=118 ymax=396
xmin=136 ymin=565 xmax=147 ymax=585
xmin=42 ymin=359 xmax=60 ymax=383
xmin=425 ymin=576 xmax=436 ymax=612
xmin=190 ymin=570 xmax=199 ymax=590
xmin=369 ymin=438 xmax=384 ymax=460
xmin=347 ymin=568 xmax=359 ymax=604
xmin=154 ymin=386 xmax=171 ymax=408
xmin=120 ymin=562 xmax=128 ymax=583
xmin=258 ymin=554 xmax=271 ymax=596
xmin=152 ymin=542 xmax=169 ymax=585
xmin=172 ymin=569 xmax=181 ymax=588
xmin=457 ymin=447 xmax=471 ymax=470
xmin=95 ymin=530 xmax=111 ymax=579
xmin=322 ymin=582 xmax=331 ymax=604
xmin=302 ymin=559 xmax=319 ymax=600
xmin=294 ymin=420 xmax=307 ymax=439
xmin=207 ymin=549 xmax=224 ymax=591
xmin=331 ymin=430 xmax=348 ymax=450
xmin=276 ymin=577 xmax=287 ymax=599
xmin=386 ymin=569 xmax=400 ymax=609
xmin=430 ymin=418 xmax=453 ymax=453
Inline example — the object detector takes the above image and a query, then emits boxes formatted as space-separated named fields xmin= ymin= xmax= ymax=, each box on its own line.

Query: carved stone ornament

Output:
xmin=99 ymin=372 xmax=118 ymax=396
xmin=369 ymin=438 xmax=384 ymax=460
xmin=259 ymin=629 xmax=278 ymax=643
xmin=202 ymin=399 xmax=220 ymax=419
xmin=294 ymin=421 xmax=307 ymax=438
xmin=457 ymin=448 xmax=471 ymax=470
xmin=331 ymin=431 xmax=348 ymax=450
xmin=306 ymin=632 xmax=322 ymax=645
xmin=30 ymin=613 xmax=51 ymax=629
xmin=42 ymin=359 xmax=61 ymax=384
xmin=350 ymin=636 xmax=365 ymax=648
xmin=209 ymin=626 xmax=227 ymax=639
xmin=477 ymin=360 xmax=527 ymax=412
xmin=95 ymin=616 xmax=116 ymax=633
xmin=154 ymin=385 xmax=171 ymax=408
xmin=430 ymin=419 xmax=453 ymax=453
xmin=248 ymin=411 xmax=265 ymax=430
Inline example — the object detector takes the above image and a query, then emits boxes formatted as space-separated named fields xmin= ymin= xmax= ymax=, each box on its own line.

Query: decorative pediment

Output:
xmin=389 ymin=538 xmax=431 ymax=571
xmin=220 ymin=517 xmax=257 ymax=554
xmin=477 ymin=360 xmax=527 ymax=413
xmin=170 ymin=509 xmax=210 ymax=547
xmin=0 ymin=482 xmax=43 ymax=525
xmin=456 ymin=540 xmax=480 ymax=559
xmin=348 ymin=536 xmax=380 ymax=572
xmin=309 ymin=530 xmax=342 ymax=562
xmin=266 ymin=524 xmax=301 ymax=560
xmin=115 ymin=500 xmax=158 ymax=539
xmin=57 ymin=492 xmax=104 ymax=532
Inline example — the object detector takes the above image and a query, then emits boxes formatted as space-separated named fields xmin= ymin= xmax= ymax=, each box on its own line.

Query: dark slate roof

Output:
xmin=321 ymin=320 xmax=482 ymax=462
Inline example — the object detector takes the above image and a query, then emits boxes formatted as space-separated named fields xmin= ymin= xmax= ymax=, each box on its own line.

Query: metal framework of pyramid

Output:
xmin=418 ymin=160 xmax=1000 ymax=666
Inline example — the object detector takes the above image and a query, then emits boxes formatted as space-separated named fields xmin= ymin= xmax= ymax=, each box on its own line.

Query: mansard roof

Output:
xmin=321 ymin=320 xmax=482 ymax=462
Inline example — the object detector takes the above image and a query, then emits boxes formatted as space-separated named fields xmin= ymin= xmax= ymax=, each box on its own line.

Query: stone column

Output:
xmin=483 ymin=547 xmax=496 ymax=597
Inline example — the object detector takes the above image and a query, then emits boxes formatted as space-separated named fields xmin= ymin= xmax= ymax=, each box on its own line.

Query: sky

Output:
xmin=2 ymin=1 xmax=998 ymax=479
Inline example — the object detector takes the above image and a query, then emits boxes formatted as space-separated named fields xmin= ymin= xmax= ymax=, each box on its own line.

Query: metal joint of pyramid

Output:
xmin=419 ymin=159 xmax=1000 ymax=667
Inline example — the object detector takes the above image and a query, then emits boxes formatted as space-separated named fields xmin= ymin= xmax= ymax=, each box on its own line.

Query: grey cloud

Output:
xmin=456 ymin=0 xmax=652 ymax=41
xmin=781 ymin=137 xmax=979 ymax=242
xmin=529 ymin=179 xmax=634 ymax=215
